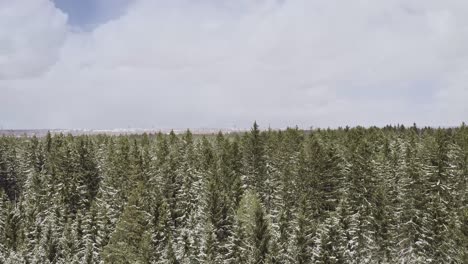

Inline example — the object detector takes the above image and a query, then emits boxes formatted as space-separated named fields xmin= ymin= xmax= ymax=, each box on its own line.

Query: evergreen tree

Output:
xmin=237 ymin=190 xmax=271 ymax=264
xmin=102 ymin=184 xmax=152 ymax=263
xmin=0 ymin=189 xmax=8 ymax=262
xmin=243 ymin=122 xmax=267 ymax=196
xmin=0 ymin=125 xmax=466 ymax=262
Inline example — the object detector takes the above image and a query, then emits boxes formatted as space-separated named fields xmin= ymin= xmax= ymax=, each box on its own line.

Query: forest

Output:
xmin=0 ymin=123 xmax=467 ymax=263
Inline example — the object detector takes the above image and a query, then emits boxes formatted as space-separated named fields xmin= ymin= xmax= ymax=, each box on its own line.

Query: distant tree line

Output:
xmin=0 ymin=123 xmax=467 ymax=263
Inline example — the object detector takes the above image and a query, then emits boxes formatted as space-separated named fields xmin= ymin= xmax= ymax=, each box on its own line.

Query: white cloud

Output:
xmin=0 ymin=0 xmax=467 ymax=128
xmin=0 ymin=0 xmax=68 ymax=79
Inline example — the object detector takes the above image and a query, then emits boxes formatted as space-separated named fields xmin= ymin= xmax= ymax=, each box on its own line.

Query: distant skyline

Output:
xmin=1 ymin=1 xmax=467 ymax=129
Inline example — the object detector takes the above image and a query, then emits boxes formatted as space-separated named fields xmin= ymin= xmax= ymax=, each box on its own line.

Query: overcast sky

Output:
xmin=1 ymin=0 xmax=467 ymax=129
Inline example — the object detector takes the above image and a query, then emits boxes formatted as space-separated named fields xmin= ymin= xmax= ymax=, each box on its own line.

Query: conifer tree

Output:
xmin=225 ymin=215 xmax=247 ymax=264
xmin=237 ymin=190 xmax=271 ymax=264
xmin=0 ymin=189 xmax=8 ymax=262
xmin=293 ymin=196 xmax=314 ymax=264
xmin=102 ymin=183 xmax=152 ymax=263
xmin=150 ymin=191 xmax=172 ymax=263
xmin=243 ymin=122 xmax=267 ymax=196
xmin=0 ymin=125 xmax=466 ymax=262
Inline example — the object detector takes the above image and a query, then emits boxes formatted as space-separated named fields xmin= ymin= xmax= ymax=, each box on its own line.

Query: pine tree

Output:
xmin=225 ymin=215 xmax=247 ymax=264
xmin=102 ymin=184 xmax=152 ymax=263
xmin=56 ymin=217 xmax=79 ymax=263
xmin=175 ymin=130 xmax=201 ymax=262
xmin=200 ymin=221 xmax=218 ymax=263
xmin=343 ymin=130 xmax=378 ymax=263
xmin=293 ymin=196 xmax=314 ymax=264
xmin=0 ymin=125 xmax=466 ymax=262
xmin=75 ymin=136 xmax=100 ymax=210
xmin=314 ymin=211 xmax=345 ymax=264
xmin=32 ymin=217 xmax=60 ymax=264
xmin=397 ymin=135 xmax=431 ymax=263
xmin=149 ymin=189 xmax=172 ymax=263
xmin=81 ymin=202 xmax=101 ymax=263
xmin=237 ymin=190 xmax=271 ymax=264
xmin=0 ymin=189 xmax=8 ymax=262
xmin=243 ymin=122 xmax=267 ymax=196
xmin=421 ymin=130 xmax=462 ymax=262
xmin=460 ymin=207 xmax=468 ymax=263
xmin=4 ymin=200 xmax=21 ymax=256
xmin=251 ymin=198 xmax=270 ymax=264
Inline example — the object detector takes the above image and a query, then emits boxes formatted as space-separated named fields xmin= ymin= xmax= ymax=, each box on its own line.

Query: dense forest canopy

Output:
xmin=0 ymin=123 xmax=467 ymax=263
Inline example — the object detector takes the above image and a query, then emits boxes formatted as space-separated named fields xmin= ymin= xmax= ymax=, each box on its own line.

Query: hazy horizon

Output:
xmin=0 ymin=122 xmax=465 ymax=132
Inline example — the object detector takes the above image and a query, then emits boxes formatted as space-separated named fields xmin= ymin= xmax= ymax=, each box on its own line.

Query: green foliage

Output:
xmin=0 ymin=124 xmax=466 ymax=262
xmin=102 ymin=185 xmax=152 ymax=263
xmin=237 ymin=190 xmax=271 ymax=263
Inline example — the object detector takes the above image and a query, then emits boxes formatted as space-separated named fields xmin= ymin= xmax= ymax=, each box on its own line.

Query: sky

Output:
xmin=0 ymin=0 xmax=467 ymax=129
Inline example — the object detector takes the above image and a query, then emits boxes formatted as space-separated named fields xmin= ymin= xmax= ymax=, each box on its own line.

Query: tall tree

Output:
xmin=243 ymin=122 xmax=267 ymax=196
xmin=102 ymin=184 xmax=152 ymax=263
